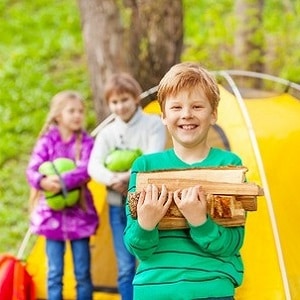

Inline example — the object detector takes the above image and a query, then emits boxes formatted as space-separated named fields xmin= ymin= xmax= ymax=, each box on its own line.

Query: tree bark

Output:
xmin=77 ymin=0 xmax=183 ymax=122
xmin=234 ymin=0 xmax=264 ymax=74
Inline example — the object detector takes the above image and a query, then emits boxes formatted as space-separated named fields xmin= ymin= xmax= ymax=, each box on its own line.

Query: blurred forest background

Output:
xmin=0 ymin=0 xmax=299 ymax=253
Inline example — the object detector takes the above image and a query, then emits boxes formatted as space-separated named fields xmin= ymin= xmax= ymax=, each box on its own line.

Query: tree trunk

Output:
xmin=234 ymin=0 xmax=264 ymax=75
xmin=77 ymin=0 xmax=183 ymax=122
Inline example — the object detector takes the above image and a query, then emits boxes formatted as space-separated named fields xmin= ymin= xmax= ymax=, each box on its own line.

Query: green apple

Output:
xmin=38 ymin=158 xmax=79 ymax=210
xmin=105 ymin=148 xmax=143 ymax=172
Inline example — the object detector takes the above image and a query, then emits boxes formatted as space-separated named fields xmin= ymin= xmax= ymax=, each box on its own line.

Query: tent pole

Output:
xmin=217 ymin=71 xmax=292 ymax=300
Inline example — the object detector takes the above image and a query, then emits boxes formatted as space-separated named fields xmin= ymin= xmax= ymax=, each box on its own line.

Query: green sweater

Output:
xmin=124 ymin=148 xmax=245 ymax=300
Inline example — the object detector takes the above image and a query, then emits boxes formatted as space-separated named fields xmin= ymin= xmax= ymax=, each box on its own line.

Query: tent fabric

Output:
xmin=25 ymin=74 xmax=300 ymax=300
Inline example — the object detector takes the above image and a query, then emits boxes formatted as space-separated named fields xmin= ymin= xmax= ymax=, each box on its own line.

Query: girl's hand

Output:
xmin=174 ymin=185 xmax=207 ymax=226
xmin=40 ymin=175 xmax=61 ymax=194
xmin=137 ymin=184 xmax=172 ymax=230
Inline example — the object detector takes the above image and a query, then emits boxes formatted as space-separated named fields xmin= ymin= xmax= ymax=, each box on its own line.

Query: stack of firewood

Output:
xmin=128 ymin=166 xmax=264 ymax=229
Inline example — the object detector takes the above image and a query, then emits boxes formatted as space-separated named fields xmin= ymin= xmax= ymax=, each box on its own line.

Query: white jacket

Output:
xmin=88 ymin=107 xmax=166 ymax=206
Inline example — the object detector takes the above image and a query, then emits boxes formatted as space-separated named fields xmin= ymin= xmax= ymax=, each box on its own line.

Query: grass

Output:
xmin=0 ymin=0 xmax=92 ymax=254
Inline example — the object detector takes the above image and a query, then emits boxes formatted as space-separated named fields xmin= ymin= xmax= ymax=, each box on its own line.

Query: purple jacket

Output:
xmin=26 ymin=126 xmax=99 ymax=240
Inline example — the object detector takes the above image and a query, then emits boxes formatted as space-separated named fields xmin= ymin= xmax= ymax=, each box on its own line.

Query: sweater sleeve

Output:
xmin=124 ymin=214 xmax=160 ymax=261
xmin=189 ymin=216 xmax=245 ymax=256
xmin=187 ymin=150 xmax=245 ymax=256
xmin=124 ymin=156 xmax=161 ymax=260
xmin=87 ymin=128 xmax=116 ymax=186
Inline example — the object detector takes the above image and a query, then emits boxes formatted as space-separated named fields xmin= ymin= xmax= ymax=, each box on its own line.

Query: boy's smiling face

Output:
xmin=161 ymin=87 xmax=217 ymax=149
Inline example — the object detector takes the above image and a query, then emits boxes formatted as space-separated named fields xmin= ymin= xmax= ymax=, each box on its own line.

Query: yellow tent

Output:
xmin=26 ymin=71 xmax=300 ymax=299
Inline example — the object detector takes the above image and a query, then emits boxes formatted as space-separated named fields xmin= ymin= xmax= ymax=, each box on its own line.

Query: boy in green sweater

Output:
xmin=124 ymin=62 xmax=244 ymax=300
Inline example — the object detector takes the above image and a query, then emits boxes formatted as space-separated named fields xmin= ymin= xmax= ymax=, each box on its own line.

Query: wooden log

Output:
xmin=128 ymin=167 xmax=263 ymax=229
xmin=136 ymin=178 xmax=263 ymax=196
xmin=236 ymin=195 xmax=257 ymax=211
xmin=128 ymin=193 xmax=247 ymax=228
xmin=136 ymin=166 xmax=248 ymax=189
xmin=156 ymin=216 xmax=245 ymax=230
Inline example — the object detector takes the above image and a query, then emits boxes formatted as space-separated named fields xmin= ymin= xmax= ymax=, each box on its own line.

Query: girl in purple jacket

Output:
xmin=26 ymin=90 xmax=99 ymax=300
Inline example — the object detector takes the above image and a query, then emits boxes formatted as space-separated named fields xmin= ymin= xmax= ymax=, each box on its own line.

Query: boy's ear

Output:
xmin=210 ymin=109 xmax=218 ymax=125
xmin=161 ymin=113 xmax=167 ymax=125
xmin=135 ymin=96 xmax=141 ymax=106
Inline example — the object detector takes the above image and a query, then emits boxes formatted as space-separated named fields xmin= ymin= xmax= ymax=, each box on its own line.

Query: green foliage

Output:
xmin=1 ymin=0 xmax=300 ymax=255
xmin=182 ymin=0 xmax=300 ymax=81
xmin=182 ymin=0 xmax=235 ymax=69
xmin=0 ymin=156 xmax=31 ymax=253
xmin=0 ymin=0 xmax=92 ymax=254
xmin=0 ymin=0 xmax=94 ymax=167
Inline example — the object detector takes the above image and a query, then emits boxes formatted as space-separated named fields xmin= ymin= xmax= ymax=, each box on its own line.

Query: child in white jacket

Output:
xmin=88 ymin=73 xmax=166 ymax=300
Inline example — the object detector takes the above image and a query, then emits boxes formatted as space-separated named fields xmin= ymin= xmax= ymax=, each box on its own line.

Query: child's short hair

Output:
xmin=104 ymin=73 xmax=142 ymax=103
xmin=157 ymin=62 xmax=220 ymax=113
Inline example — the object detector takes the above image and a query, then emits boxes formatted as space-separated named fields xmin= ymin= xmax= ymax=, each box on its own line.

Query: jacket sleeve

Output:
xmin=62 ymin=133 xmax=94 ymax=191
xmin=26 ymin=136 xmax=50 ymax=189
xmin=87 ymin=129 xmax=116 ymax=186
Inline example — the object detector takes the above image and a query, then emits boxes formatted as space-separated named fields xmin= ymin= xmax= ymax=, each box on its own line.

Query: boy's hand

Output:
xmin=137 ymin=184 xmax=172 ymax=230
xmin=174 ymin=185 xmax=207 ymax=226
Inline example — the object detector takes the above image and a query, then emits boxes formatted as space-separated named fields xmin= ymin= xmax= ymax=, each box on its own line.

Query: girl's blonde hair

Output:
xmin=104 ymin=73 xmax=142 ymax=103
xmin=157 ymin=62 xmax=220 ymax=113
xmin=39 ymin=90 xmax=85 ymax=137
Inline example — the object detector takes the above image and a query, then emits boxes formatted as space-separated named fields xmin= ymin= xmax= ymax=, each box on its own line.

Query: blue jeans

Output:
xmin=46 ymin=238 xmax=93 ymax=300
xmin=110 ymin=205 xmax=136 ymax=300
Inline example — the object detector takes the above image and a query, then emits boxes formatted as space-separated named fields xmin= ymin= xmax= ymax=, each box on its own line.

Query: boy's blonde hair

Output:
xmin=157 ymin=62 xmax=220 ymax=113
xmin=104 ymin=73 xmax=142 ymax=103
xmin=39 ymin=90 xmax=85 ymax=137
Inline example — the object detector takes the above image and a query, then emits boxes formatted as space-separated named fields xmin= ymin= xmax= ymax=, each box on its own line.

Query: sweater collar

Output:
xmin=115 ymin=107 xmax=143 ymax=127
